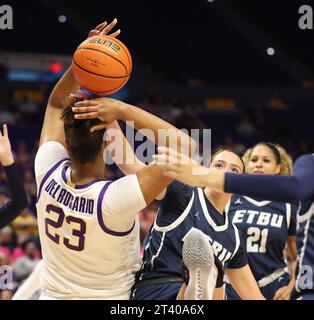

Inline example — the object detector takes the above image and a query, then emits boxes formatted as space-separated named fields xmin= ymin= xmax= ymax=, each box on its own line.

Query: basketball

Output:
xmin=72 ymin=34 xmax=132 ymax=95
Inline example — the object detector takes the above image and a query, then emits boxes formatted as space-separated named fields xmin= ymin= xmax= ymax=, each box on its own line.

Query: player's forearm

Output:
xmin=120 ymin=102 xmax=196 ymax=155
xmin=198 ymin=168 xmax=225 ymax=190
xmin=0 ymin=164 xmax=28 ymax=228
xmin=136 ymin=164 xmax=173 ymax=204
xmin=226 ymin=265 xmax=266 ymax=300
xmin=106 ymin=121 xmax=145 ymax=175
xmin=48 ymin=67 xmax=80 ymax=110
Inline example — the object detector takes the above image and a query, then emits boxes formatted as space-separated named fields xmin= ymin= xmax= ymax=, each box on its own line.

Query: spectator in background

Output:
xmin=11 ymin=230 xmax=41 ymax=262
xmin=17 ymin=95 xmax=38 ymax=116
xmin=12 ymin=208 xmax=38 ymax=238
xmin=15 ymin=142 xmax=30 ymax=170
xmin=0 ymin=250 xmax=14 ymax=300
xmin=23 ymin=169 xmax=37 ymax=202
xmin=0 ymin=104 xmax=16 ymax=125
xmin=236 ymin=115 xmax=257 ymax=140
xmin=13 ymin=239 xmax=40 ymax=285
xmin=0 ymin=226 xmax=15 ymax=262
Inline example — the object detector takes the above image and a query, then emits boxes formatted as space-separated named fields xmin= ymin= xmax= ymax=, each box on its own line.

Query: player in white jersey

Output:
xmin=34 ymin=20 xmax=193 ymax=300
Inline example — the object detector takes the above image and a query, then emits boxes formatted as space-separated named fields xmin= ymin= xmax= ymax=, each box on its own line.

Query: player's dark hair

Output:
xmin=61 ymin=103 xmax=106 ymax=164
xmin=21 ymin=239 xmax=36 ymax=252
xmin=211 ymin=147 xmax=245 ymax=173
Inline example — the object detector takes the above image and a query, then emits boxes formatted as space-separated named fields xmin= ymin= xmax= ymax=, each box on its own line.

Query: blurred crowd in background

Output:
xmin=0 ymin=73 xmax=313 ymax=299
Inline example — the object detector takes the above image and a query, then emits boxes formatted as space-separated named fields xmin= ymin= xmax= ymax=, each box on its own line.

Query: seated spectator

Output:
xmin=11 ymin=231 xmax=41 ymax=262
xmin=0 ymin=226 xmax=16 ymax=259
xmin=12 ymin=239 xmax=40 ymax=284
xmin=11 ymin=208 xmax=38 ymax=237
xmin=0 ymin=250 xmax=14 ymax=300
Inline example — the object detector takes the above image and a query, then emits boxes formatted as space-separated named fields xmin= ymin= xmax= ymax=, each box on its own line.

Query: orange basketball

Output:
xmin=72 ymin=35 xmax=132 ymax=95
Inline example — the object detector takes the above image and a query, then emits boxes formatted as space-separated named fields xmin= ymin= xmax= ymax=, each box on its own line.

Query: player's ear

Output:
xmin=275 ymin=164 xmax=281 ymax=174
xmin=103 ymin=140 xmax=108 ymax=148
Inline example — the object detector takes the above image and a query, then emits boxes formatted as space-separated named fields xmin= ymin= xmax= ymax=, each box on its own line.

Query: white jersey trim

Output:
xmin=153 ymin=192 xmax=195 ymax=232
xmin=151 ymin=232 xmax=166 ymax=270
xmin=286 ymin=203 xmax=291 ymax=229
xmin=297 ymin=201 xmax=314 ymax=224
xmin=243 ymin=196 xmax=271 ymax=207
xmin=197 ymin=188 xmax=229 ymax=231
xmin=231 ymin=224 xmax=241 ymax=259
xmin=295 ymin=217 xmax=311 ymax=292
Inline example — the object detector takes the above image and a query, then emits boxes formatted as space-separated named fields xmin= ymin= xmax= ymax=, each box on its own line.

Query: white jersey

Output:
xmin=34 ymin=141 xmax=146 ymax=299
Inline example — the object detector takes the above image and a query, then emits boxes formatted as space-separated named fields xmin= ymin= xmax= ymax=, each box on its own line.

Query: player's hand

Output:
xmin=273 ymin=285 xmax=293 ymax=300
xmin=152 ymin=147 xmax=211 ymax=187
xmin=72 ymin=97 xmax=125 ymax=131
xmin=0 ymin=124 xmax=14 ymax=166
xmin=69 ymin=90 xmax=89 ymax=102
xmin=87 ymin=18 xmax=121 ymax=39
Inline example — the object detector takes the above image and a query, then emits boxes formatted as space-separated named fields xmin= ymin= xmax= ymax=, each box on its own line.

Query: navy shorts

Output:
xmin=295 ymin=291 xmax=314 ymax=300
xmin=131 ymin=282 xmax=183 ymax=300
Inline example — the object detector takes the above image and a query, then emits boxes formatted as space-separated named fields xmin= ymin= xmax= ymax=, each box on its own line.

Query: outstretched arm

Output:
xmin=0 ymin=125 xmax=28 ymax=228
xmin=224 ymin=154 xmax=314 ymax=202
xmin=39 ymin=19 xmax=121 ymax=147
xmin=153 ymin=148 xmax=314 ymax=203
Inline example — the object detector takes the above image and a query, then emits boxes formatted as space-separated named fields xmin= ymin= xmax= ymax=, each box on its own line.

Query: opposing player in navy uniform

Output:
xmin=225 ymin=142 xmax=297 ymax=300
xmin=132 ymin=148 xmax=265 ymax=300
xmin=0 ymin=124 xmax=28 ymax=229
xmin=157 ymin=145 xmax=314 ymax=300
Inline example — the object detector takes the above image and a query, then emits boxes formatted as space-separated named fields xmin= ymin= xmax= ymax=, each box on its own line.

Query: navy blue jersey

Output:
xmin=0 ymin=164 xmax=28 ymax=228
xmin=295 ymin=196 xmax=314 ymax=294
xmin=224 ymin=154 xmax=314 ymax=296
xmin=136 ymin=181 xmax=247 ymax=283
xmin=228 ymin=195 xmax=297 ymax=281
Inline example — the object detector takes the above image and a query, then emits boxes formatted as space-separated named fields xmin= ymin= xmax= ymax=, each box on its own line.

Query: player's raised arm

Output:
xmin=39 ymin=19 xmax=120 ymax=147
xmin=73 ymin=97 xmax=197 ymax=157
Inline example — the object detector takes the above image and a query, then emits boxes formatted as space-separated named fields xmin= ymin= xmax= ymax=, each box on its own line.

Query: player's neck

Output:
xmin=70 ymin=158 xmax=105 ymax=184
xmin=203 ymin=187 xmax=230 ymax=214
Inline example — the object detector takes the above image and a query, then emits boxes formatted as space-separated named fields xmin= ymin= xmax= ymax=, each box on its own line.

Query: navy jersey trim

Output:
xmin=97 ymin=181 xmax=135 ymax=236
xmin=36 ymin=158 xmax=69 ymax=203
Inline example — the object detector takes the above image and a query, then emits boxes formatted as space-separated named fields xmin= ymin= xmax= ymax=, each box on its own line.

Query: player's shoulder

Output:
xmin=35 ymin=141 xmax=68 ymax=163
xmin=295 ymin=153 xmax=314 ymax=166
xmin=35 ymin=141 xmax=69 ymax=180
